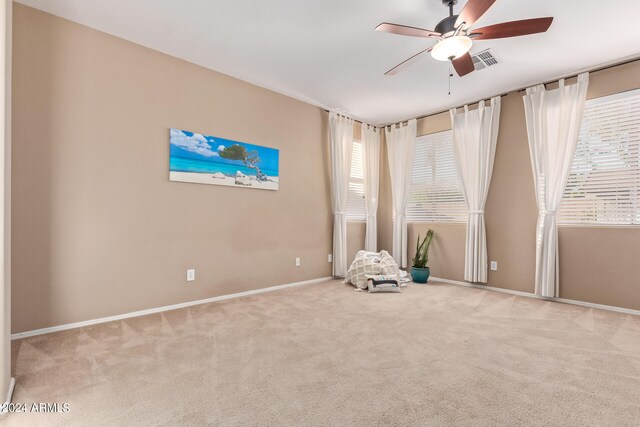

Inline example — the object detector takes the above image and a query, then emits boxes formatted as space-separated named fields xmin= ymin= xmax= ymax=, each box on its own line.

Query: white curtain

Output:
xmin=362 ymin=124 xmax=380 ymax=252
xmin=450 ymin=97 xmax=501 ymax=283
xmin=523 ymin=73 xmax=589 ymax=298
xmin=385 ymin=119 xmax=417 ymax=268
xmin=329 ymin=112 xmax=354 ymax=277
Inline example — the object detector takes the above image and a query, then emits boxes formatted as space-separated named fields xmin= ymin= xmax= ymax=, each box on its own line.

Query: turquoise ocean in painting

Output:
xmin=169 ymin=128 xmax=279 ymax=179
xmin=170 ymin=156 xmax=278 ymax=177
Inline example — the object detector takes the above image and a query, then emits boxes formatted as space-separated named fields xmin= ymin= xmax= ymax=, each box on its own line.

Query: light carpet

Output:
xmin=5 ymin=279 xmax=640 ymax=426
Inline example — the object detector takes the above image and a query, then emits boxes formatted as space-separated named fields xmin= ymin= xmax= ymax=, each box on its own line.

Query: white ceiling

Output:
xmin=16 ymin=0 xmax=640 ymax=125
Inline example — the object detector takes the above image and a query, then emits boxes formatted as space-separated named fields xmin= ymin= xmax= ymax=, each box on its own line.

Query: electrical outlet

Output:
xmin=187 ymin=269 xmax=195 ymax=281
xmin=328 ymin=254 xmax=333 ymax=263
xmin=295 ymin=257 xmax=301 ymax=267
xmin=490 ymin=261 xmax=498 ymax=271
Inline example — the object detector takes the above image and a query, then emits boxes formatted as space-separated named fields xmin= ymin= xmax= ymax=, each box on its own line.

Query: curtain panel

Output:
xmin=523 ymin=73 xmax=589 ymax=297
xmin=362 ymin=124 xmax=380 ymax=252
xmin=385 ymin=119 xmax=417 ymax=268
xmin=450 ymin=96 xmax=501 ymax=283
xmin=329 ymin=112 xmax=354 ymax=277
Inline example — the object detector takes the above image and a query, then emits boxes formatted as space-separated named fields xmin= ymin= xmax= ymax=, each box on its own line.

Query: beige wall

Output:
xmin=407 ymin=223 xmax=465 ymax=281
xmin=484 ymin=92 xmax=538 ymax=293
xmin=1 ymin=0 xmax=11 ymax=398
xmin=347 ymin=222 xmax=365 ymax=266
xmin=377 ymin=131 xmax=393 ymax=254
xmin=12 ymin=5 xmax=335 ymax=333
xmin=380 ymin=60 xmax=640 ymax=310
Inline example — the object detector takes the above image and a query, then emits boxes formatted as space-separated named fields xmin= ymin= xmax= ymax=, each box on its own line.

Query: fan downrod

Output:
xmin=436 ymin=0 xmax=460 ymax=35
xmin=441 ymin=0 xmax=458 ymax=17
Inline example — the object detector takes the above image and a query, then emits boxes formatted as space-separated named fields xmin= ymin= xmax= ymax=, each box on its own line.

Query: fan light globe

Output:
xmin=431 ymin=36 xmax=473 ymax=61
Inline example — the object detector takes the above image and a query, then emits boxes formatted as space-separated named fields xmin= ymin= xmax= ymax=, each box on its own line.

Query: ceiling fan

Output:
xmin=376 ymin=0 xmax=553 ymax=77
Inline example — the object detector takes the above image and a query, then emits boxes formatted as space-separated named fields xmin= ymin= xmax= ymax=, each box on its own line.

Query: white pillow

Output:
xmin=366 ymin=274 xmax=401 ymax=293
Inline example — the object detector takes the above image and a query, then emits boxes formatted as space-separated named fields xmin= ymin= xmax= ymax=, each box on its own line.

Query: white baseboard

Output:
xmin=429 ymin=277 xmax=544 ymax=299
xmin=0 ymin=377 xmax=15 ymax=416
xmin=11 ymin=276 xmax=333 ymax=340
xmin=430 ymin=276 xmax=640 ymax=316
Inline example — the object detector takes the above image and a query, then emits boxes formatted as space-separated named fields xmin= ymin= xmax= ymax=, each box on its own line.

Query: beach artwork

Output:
xmin=169 ymin=128 xmax=279 ymax=190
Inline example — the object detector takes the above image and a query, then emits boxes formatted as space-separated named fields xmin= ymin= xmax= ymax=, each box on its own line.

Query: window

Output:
xmin=407 ymin=131 xmax=466 ymax=223
xmin=559 ymin=89 xmax=640 ymax=226
xmin=347 ymin=140 xmax=366 ymax=221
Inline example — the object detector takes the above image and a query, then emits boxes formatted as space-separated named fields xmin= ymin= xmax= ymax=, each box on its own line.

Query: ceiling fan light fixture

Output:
xmin=431 ymin=36 xmax=473 ymax=61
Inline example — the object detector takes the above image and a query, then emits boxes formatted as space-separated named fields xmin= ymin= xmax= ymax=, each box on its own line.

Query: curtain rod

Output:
xmin=323 ymin=110 xmax=367 ymax=127
xmin=410 ymin=94 xmax=507 ymax=123
xmin=406 ymin=54 xmax=640 ymax=125
xmin=323 ymin=113 xmax=381 ymax=130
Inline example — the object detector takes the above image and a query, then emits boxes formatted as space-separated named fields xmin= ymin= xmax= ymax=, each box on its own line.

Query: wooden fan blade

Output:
xmin=455 ymin=0 xmax=497 ymax=28
xmin=471 ymin=17 xmax=554 ymax=40
xmin=375 ymin=22 xmax=440 ymax=38
xmin=452 ymin=53 xmax=475 ymax=77
xmin=385 ymin=47 xmax=433 ymax=76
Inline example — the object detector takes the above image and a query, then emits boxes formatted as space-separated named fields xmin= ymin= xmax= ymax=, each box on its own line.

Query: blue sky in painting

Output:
xmin=169 ymin=128 xmax=279 ymax=173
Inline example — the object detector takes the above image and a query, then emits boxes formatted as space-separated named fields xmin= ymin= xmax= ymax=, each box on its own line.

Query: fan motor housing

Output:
xmin=435 ymin=15 xmax=458 ymax=36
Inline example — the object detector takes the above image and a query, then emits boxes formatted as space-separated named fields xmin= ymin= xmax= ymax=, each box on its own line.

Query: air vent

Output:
xmin=471 ymin=49 xmax=500 ymax=71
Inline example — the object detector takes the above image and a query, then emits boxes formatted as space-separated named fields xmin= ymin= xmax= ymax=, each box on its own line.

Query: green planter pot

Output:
xmin=411 ymin=266 xmax=430 ymax=284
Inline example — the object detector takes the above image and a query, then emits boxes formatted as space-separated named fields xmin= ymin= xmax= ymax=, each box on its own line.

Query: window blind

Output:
xmin=407 ymin=131 xmax=467 ymax=223
xmin=347 ymin=140 xmax=366 ymax=221
xmin=559 ymin=89 xmax=640 ymax=226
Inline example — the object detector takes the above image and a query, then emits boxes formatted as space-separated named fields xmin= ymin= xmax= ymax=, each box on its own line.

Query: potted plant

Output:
xmin=411 ymin=229 xmax=434 ymax=283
